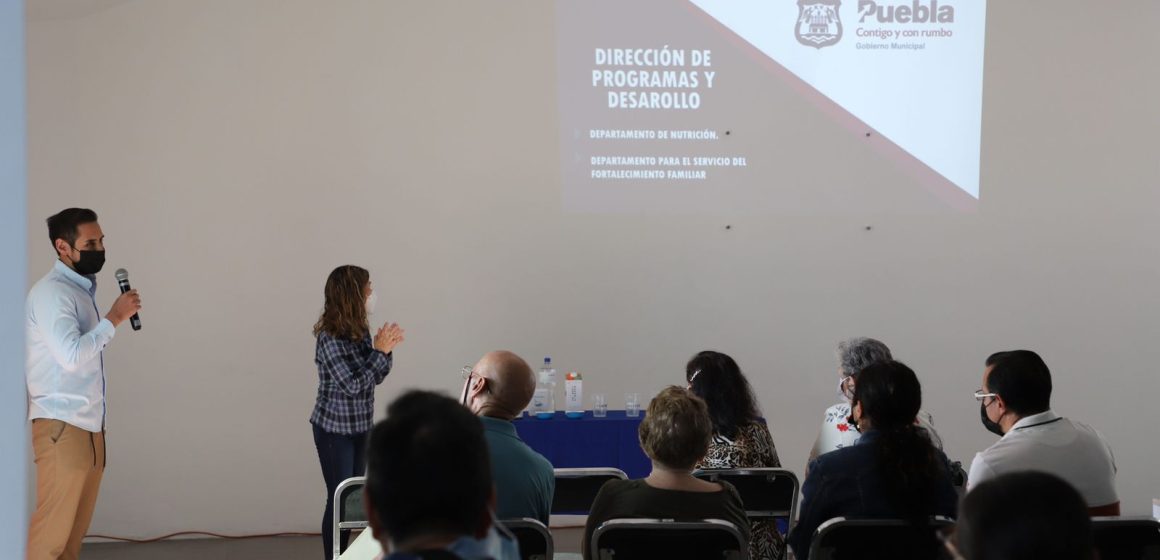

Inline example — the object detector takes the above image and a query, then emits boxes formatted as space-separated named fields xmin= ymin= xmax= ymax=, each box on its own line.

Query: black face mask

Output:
xmin=980 ymin=402 xmax=1005 ymax=436
xmin=70 ymin=249 xmax=106 ymax=276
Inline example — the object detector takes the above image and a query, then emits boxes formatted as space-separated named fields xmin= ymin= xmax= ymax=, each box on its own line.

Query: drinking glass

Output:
xmin=593 ymin=394 xmax=608 ymax=417
xmin=625 ymin=393 xmax=641 ymax=417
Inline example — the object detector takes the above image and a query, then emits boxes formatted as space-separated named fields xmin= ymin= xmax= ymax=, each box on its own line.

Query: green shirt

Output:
xmin=479 ymin=416 xmax=555 ymax=525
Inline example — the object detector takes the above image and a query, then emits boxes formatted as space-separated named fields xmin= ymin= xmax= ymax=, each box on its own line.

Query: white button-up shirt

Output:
xmin=26 ymin=260 xmax=116 ymax=432
xmin=968 ymin=410 xmax=1118 ymax=507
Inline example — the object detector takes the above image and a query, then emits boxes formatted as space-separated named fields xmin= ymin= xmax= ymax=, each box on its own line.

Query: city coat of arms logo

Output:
xmin=796 ymin=0 xmax=843 ymax=49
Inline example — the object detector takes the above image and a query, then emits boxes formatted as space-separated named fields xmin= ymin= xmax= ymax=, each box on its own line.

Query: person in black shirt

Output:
xmin=789 ymin=361 xmax=958 ymax=560
xmin=948 ymin=471 xmax=1094 ymax=560
xmin=583 ymin=386 xmax=749 ymax=560
xmin=366 ymin=391 xmax=516 ymax=560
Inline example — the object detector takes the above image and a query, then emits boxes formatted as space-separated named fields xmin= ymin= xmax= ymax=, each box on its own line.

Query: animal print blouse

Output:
xmin=696 ymin=422 xmax=785 ymax=560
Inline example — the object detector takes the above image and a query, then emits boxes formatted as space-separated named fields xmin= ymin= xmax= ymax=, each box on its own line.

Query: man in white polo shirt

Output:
xmin=969 ymin=350 xmax=1119 ymax=515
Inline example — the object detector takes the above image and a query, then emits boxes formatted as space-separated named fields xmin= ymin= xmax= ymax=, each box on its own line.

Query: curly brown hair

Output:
xmin=313 ymin=265 xmax=370 ymax=341
xmin=638 ymin=386 xmax=713 ymax=470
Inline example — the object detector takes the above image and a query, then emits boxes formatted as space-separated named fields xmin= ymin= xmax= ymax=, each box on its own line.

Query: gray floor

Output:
xmin=81 ymin=528 xmax=586 ymax=560
xmin=83 ymin=536 xmax=323 ymax=560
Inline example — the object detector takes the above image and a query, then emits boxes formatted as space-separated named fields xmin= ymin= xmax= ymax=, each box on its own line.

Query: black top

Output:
xmin=788 ymin=430 xmax=959 ymax=560
xmin=583 ymin=478 xmax=750 ymax=559
xmin=383 ymin=550 xmax=463 ymax=560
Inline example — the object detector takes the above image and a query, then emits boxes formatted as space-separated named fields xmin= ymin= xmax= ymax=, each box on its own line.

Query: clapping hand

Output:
xmin=373 ymin=322 xmax=405 ymax=354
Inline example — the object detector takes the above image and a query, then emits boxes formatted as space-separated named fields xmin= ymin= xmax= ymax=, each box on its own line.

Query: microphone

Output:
xmin=114 ymin=268 xmax=142 ymax=331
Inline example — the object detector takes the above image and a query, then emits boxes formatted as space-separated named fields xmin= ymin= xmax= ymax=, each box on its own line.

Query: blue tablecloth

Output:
xmin=512 ymin=411 xmax=650 ymax=479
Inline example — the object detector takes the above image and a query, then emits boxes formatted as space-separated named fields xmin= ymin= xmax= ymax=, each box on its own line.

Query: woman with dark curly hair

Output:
xmin=686 ymin=350 xmax=784 ymax=560
xmin=310 ymin=265 xmax=404 ymax=558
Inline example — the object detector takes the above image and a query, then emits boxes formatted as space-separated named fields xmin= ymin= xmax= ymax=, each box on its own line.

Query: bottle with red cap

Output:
xmin=565 ymin=371 xmax=584 ymax=418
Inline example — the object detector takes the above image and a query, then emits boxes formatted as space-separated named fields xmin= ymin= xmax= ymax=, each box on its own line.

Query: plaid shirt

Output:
xmin=310 ymin=331 xmax=393 ymax=434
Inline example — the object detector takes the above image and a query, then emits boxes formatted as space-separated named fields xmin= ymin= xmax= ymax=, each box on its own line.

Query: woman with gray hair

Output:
xmin=807 ymin=338 xmax=942 ymax=463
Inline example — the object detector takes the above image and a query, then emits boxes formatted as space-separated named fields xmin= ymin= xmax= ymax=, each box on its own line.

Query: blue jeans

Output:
xmin=312 ymin=423 xmax=367 ymax=559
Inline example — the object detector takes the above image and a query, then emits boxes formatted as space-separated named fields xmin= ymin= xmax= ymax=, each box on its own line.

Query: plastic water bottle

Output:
xmin=565 ymin=372 xmax=584 ymax=418
xmin=534 ymin=357 xmax=556 ymax=419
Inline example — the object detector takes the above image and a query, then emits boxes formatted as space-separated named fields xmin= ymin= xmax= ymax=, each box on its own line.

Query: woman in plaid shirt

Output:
xmin=310 ymin=265 xmax=404 ymax=558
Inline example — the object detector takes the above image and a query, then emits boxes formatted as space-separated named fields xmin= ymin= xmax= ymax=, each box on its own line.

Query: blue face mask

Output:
xmin=445 ymin=512 xmax=520 ymax=560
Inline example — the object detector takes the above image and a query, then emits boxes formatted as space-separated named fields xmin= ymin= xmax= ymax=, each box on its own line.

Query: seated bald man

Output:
xmin=461 ymin=351 xmax=555 ymax=524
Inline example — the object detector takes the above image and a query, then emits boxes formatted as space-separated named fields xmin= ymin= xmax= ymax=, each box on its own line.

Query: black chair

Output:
xmin=693 ymin=467 xmax=800 ymax=534
xmin=332 ymin=476 xmax=367 ymax=559
xmin=499 ymin=518 xmax=553 ymax=560
xmin=551 ymin=467 xmax=627 ymax=514
xmin=591 ymin=518 xmax=748 ymax=560
xmin=807 ymin=516 xmax=955 ymax=560
xmin=1092 ymin=516 xmax=1160 ymax=560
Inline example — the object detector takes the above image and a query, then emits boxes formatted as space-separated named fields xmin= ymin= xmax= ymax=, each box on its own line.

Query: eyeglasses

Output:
xmin=460 ymin=365 xmax=475 ymax=404
xmin=973 ymin=389 xmax=997 ymax=401
xmin=974 ymin=389 xmax=998 ymax=403
xmin=838 ymin=376 xmax=855 ymax=400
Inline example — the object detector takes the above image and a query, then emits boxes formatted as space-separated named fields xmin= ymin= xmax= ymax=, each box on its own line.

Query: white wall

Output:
xmin=25 ymin=0 xmax=1160 ymax=537
xmin=2 ymin=0 xmax=28 ymax=556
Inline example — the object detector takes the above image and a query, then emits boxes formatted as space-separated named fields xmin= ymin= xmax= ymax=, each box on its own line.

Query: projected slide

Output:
xmin=556 ymin=0 xmax=987 ymax=213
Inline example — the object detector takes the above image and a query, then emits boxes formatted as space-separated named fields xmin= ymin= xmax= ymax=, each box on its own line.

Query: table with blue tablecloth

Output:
xmin=512 ymin=411 xmax=650 ymax=479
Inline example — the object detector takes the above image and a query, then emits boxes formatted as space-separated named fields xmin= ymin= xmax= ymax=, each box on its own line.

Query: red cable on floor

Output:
xmin=86 ymin=531 xmax=322 ymax=544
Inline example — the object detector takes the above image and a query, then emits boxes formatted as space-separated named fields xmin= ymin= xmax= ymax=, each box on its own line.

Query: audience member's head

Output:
xmin=462 ymin=350 xmax=536 ymax=420
xmin=984 ymin=350 xmax=1052 ymax=415
xmin=850 ymin=361 xmax=942 ymax=514
xmin=836 ymin=337 xmax=892 ymax=400
xmin=365 ymin=390 xmax=494 ymax=552
xmin=980 ymin=350 xmax=1052 ymax=435
xmin=638 ymin=386 xmax=713 ymax=471
xmin=685 ymin=350 xmax=761 ymax=439
xmin=852 ymin=360 xmax=922 ymax=432
xmin=951 ymin=471 xmax=1093 ymax=560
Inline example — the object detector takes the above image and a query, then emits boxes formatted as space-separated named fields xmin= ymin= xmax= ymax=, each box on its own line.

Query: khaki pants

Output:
xmin=27 ymin=419 xmax=105 ymax=560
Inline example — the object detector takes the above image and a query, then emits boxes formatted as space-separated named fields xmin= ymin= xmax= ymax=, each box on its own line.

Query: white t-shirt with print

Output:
xmin=808 ymin=402 xmax=944 ymax=463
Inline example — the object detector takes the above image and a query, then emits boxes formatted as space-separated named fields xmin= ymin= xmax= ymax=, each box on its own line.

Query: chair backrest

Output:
xmin=551 ymin=467 xmax=628 ymax=514
xmin=1092 ymin=516 xmax=1160 ymax=560
xmin=693 ymin=468 xmax=800 ymax=532
xmin=333 ymin=476 xmax=367 ymax=559
xmin=499 ymin=518 xmax=554 ymax=560
xmin=591 ymin=518 xmax=749 ymax=560
xmin=807 ymin=516 xmax=955 ymax=560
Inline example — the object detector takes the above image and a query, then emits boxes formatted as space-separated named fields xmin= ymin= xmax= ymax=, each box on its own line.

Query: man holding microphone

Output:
xmin=25 ymin=208 xmax=141 ymax=560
